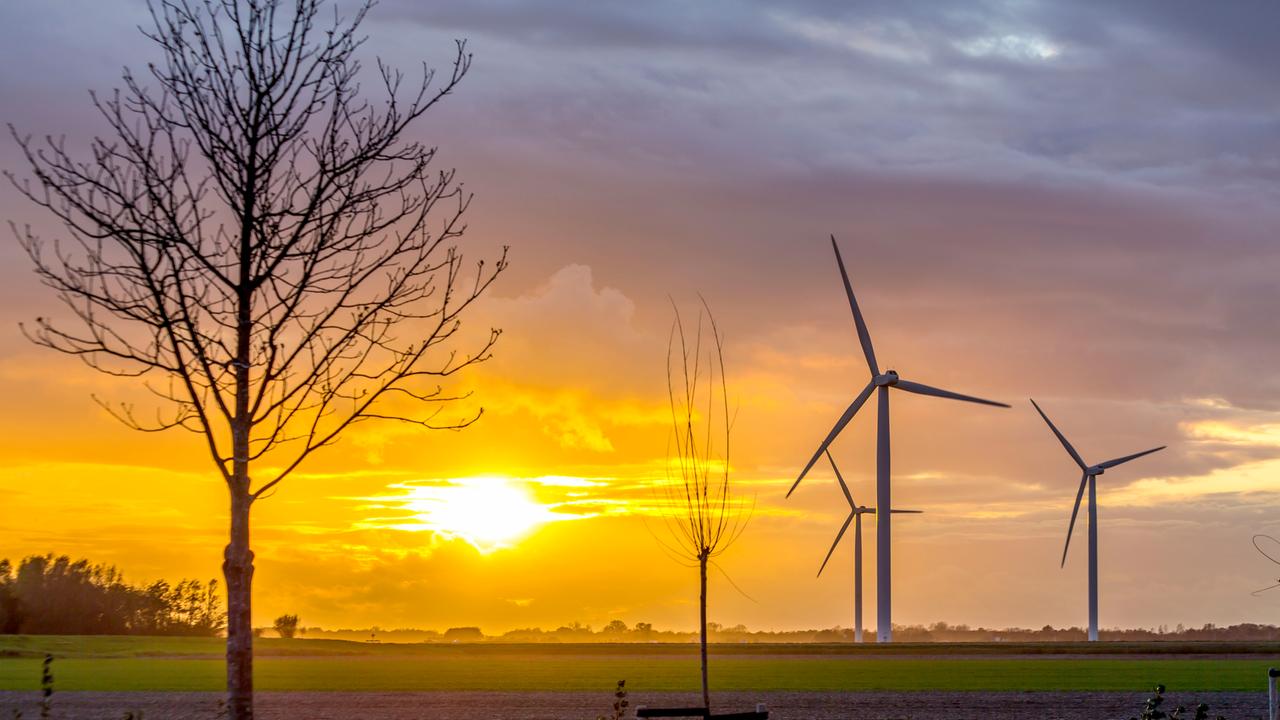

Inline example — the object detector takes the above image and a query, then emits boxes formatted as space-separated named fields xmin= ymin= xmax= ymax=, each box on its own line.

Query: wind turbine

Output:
xmin=817 ymin=450 xmax=921 ymax=643
xmin=789 ymin=235 xmax=1009 ymax=643
xmin=1030 ymin=398 xmax=1165 ymax=642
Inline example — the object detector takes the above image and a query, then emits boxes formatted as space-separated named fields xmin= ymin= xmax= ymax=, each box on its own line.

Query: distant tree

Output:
xmin=552 ymin=622 xmax=593 ymax=641
xmin=0 ymin=560 xmax=20 ymax=633
xmin=8 ymin=0 xmax=502 ymax=717
xmin=603 ymin=620 xmax=629 ymax=634
xmin=500 ymin=627 xmax=547 ymax=642
xmin=273 ymin=614 xmax=300 ymax=640
xmin=653 ymin=301 xmax=749 ymax=711
xmin=167 ymin=579 xmax=225 ymax=636
xmin=443 ymin=626 xmax=484 ymax=642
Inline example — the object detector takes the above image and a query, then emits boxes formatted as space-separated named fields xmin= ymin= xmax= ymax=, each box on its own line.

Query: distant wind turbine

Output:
xmin=817 ymin=451 xmax=921 ymax=643
xmin=790 ymin=235 xmax=1010 ymax=643
xmin=1030 ymin=398 xmax=1165 ymax=642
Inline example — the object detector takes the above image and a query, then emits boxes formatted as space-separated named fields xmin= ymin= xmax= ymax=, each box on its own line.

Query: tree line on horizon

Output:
xmin=0 ymin=555 xmax=224 ymax=636
xmin=301 ymin=618 xmax=1280 ymax=644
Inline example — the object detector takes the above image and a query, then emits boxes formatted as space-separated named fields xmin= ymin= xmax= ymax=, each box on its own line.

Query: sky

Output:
xmin=1 ymin=0 xmax=1280 ymax=635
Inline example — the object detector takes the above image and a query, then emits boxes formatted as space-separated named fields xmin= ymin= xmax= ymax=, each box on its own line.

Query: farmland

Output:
xmin=0 ymin=636 xmax=1276 ymax=693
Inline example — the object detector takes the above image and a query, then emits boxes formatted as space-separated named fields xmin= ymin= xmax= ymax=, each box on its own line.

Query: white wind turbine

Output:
xmin=790 ymin=236 xmax=1010 ymax=643
xmin=817 ymin=450 xmax=921 ymax=643
xmin=1030 ymin=398 xmax=1165 ymax=642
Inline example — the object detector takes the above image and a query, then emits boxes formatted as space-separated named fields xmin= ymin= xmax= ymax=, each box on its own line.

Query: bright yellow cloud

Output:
xmin=1183 ymin=419 xmax=1280 ymax=446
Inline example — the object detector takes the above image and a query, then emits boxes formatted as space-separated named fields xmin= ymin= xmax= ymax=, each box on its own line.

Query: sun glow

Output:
xmin=379 ymin=477 xmax=569 ymax=553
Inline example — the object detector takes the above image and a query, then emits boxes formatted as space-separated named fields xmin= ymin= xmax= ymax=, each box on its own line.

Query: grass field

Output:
xmin=1 ymin=636 xmax=1277 ymax=693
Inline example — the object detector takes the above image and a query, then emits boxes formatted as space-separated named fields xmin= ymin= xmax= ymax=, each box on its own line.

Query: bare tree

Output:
xmin=272 ymin=613 xmax=300 ymax=639
xmin=6 ymin=1 xmax=504 ymax=718
xmin=655 ymin=301 xmax=749 ymax=712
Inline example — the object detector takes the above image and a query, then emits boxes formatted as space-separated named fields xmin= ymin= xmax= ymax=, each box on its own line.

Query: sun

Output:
xmin=392 ymin=477 xmax=563 ymax=553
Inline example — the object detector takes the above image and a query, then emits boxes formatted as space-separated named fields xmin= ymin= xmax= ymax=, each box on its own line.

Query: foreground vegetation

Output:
xmin=0 ymin=636 xmax=1276 ymax=693
xmin=3 ymin=635 xmax=1278 ymax=658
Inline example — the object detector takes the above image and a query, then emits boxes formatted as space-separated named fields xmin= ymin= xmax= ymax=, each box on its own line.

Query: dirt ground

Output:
xmin=0 ymin=690 xmax=1268 ymax=720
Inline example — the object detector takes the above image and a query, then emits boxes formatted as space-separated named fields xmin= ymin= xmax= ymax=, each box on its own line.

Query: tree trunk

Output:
xmin=228 ymin=148 xmax=256 ymax=718
xmin=699 ymin=552 xmax=709 ymax=712
xmin=224 ymin=487 xmax=254 ymax=720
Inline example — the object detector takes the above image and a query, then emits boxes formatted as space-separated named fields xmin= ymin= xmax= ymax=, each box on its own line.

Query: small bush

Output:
xmin=272 ymin=614 xmax=300 ymax=640
xmin=1130 ymin=684 xmax=1224 ymax=720
xmin=39 ymin=654 xmax=52 ymax=720
xmin=598 ymin=679 xmax=628 ymax=720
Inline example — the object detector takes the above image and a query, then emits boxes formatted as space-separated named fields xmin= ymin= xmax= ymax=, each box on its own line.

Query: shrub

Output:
xmin=272 ymin=614 xmax=300 ymax=640
xmin=1131 ymin=684 xmax=1224 ymax=720
xmin=598 ymin=680 xmax=628 ymax=720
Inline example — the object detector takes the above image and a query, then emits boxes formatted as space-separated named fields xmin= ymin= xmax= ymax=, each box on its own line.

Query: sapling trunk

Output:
xmin=700 ymin=551 xmax=710 ymax=711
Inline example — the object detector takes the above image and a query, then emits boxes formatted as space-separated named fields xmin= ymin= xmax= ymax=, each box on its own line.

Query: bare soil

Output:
xmin=0 ymin=690 xmax=1267 ymax=720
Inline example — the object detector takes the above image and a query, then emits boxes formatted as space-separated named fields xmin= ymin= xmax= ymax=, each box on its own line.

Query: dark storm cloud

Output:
xmin=358 ymin=0 xmax=1280 ymax=414
xmin=370 ymin=0 xmax=1280 ymax=202
xmin=5 ymin=0 xmax=1278 ymax=411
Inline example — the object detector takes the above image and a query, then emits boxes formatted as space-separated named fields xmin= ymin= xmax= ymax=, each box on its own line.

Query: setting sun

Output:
xmin=379 ymin=478 xmax=567 ymax=553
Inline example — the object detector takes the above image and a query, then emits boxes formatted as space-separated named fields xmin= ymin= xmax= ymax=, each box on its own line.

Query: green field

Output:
xmin=1 ymin=636 xmax=1277 ymax=693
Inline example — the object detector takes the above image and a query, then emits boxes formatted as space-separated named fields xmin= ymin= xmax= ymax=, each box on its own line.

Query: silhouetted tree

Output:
xmin=7 ymin=1 xmax=503 ymax=717
xmin=164 ymin=578 xmax=226 ymax=636
xmin=272 ymin=613 xmax=299 ymax=639
xmin=0 ymin=560 xmax=21 ymax=633
xmin=0 ymin=554 xmax=223 ymax=635
xmin=654 ymin=301 xmax=749 ymax=711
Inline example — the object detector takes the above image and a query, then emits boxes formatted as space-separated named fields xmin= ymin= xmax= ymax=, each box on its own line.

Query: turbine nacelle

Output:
xmin=1087 ymin=466 xmax=1105 ymax=476
xmin=874 ymin=371 xmax=900 ymax=387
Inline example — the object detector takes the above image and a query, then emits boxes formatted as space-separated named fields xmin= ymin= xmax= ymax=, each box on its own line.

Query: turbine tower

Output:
xmin=817 ymin=451 xmax=921 ymax=643
xmin=790 ymin=236 xmax=1009 ymax=643
xmin=1030 ymin=399 xmax=1165 ymax=642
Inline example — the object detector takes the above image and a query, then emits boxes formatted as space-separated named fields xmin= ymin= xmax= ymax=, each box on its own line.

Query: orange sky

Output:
xmin=2 ymin=0 xmax=1280 ymax=634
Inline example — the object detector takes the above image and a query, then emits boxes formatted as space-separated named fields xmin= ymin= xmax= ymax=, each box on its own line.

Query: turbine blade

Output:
xmin=1252 ymin=582 xmax=1280 ymax=596
xmin=1031 ymin=399 xmax=1087 ymax=470
xmin=1097 ymin=446 xmax=1165 ymax=470
xmin=1061 ymin=472 xmax=1089 ymax=568
xmin=830 ymin=235 xmax=879 ymax=376
xmin=788 ymin=381 xmax=876 ymax=497
xmin=895 ymin=379 xmax=1010 ymax=408
xmin=890 ymin=509 xmax=923 ymax=514
xmin=826 ymin=450 xmax=855 ymax=508
xmin=818 ymin=512 xmax=856 ymax=577
xmin=1254 ymin=535 xmax=1280 ymax=566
